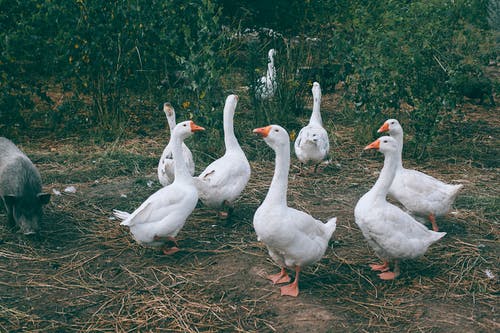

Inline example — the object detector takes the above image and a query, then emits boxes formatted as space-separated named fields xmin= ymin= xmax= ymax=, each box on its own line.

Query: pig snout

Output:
xmin=17 ymin=215 xmax=40 ymax=235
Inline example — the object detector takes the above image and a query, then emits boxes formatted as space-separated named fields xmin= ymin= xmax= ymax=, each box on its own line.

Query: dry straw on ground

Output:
xmin=0 ymin=88 xmax=498 ymax=332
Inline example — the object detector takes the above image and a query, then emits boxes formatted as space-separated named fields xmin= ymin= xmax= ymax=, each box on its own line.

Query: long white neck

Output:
xmin=267 ymin=61 xmax=275 ymax=82
xmin=223 ymin=107 xmax=241 ymax=153
xmin=391 ymin=130 xmax=404 ymax=169
xmin=263 ymin=141 xmax=290 ymax=207
xmin=172 ymin=133 xmax=191 ymax=182
xmin=166 ymin=114 xmax=176 ymax=133
xmin=309 ymin=92 xmax=322 ymax=126
xmin=368 ymin=150 xmax=398 ymax=201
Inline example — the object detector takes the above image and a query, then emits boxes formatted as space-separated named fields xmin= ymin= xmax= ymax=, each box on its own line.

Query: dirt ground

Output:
xmin=0 ymin=74 xmax=499 ymax=331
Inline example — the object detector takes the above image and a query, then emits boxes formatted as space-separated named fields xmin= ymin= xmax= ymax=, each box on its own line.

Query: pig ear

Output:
xmin=2 ymin=195 xmax=17 ymax=206
xmin=37 ymin=193 xmax=51 ymax=205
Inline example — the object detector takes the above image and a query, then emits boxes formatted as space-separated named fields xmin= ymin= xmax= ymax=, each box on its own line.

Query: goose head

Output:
xmin=253 ymin=124 xmax=289 ymax=149
xmin=173 ymin=120 xmax=205 ymax=141
xmin=377 ymin=119 xmax=403 ymax=136
xmin=163 ymin=102 xmax=177 ymax=130
xmin=163 ymin=102 xmax=175 ymax=119
xmin=223 ymin=94 xmax=239 ymax=124
xmin=312 ymin=82 xmax=322 ymax=103
xmin=364 ymin=136 xmax=399 ymax=155
xmin=225 ymin=94 xmax=239 ymax=111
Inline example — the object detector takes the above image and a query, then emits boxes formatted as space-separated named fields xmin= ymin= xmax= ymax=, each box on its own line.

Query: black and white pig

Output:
xmin=0 ymin=137 xmax=50 ymax=235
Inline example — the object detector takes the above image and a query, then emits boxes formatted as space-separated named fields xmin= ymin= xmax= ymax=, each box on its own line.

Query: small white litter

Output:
xmin=485 ymin=269 xmax=495 ymax=280
xmin=52 ymin=189 xmax=61 ymax=196
xmin=120 ymin=194 xmax=127 ymax=198
xmin=147 ymin=180 xmax=154 ymax=188
xmin=64 ymin=186 xmax=77 ymax=193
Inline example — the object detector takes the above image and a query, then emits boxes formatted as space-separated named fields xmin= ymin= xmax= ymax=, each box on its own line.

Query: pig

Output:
xmin=0 ymin=137 xmax=50 ymax=235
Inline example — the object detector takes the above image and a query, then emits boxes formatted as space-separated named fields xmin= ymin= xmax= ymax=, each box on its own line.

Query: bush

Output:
xmin=322 ymin=0 xmax=494 ymax=157
xmin=0 ymin=0 xmax=495 ymax=154
xmin=67 ymin=0 xmax=232 ymax=137
xmin=0 ymin=0 xmax=233 ymax=139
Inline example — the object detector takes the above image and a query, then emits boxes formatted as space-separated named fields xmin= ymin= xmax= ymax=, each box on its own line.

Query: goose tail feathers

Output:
xmin=451 ymin=184 xmax=463 ymax=200
xmin=430 ymin=230 xmax=447 ymax=243
xmin=324 ymin=217 xmax=337 ymax=240
xmin=113 ymin=209 xmax=131 ymax=224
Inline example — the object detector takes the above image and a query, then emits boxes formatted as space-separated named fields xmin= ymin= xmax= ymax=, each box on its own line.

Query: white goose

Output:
xmin=194 ymin=95 xmax=251 ymax=217
xmin=157 ymin=103 xmax=195 ymax=186
xmin=294 ymin=82 xmax=330 ymax=172
xmin=354 ymin=136 xmax=446 ymax=280
xmin=253 ymin=125 xmax=337 ymax=297
xmin=378 ymin=119 xmax=463 ymax=231
xmin=256 ymin=48 xmax=277 ymax=99
xmin=114 ymin=121 xmax=205 ymax=254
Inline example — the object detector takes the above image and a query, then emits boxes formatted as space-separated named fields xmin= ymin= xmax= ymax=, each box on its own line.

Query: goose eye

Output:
xmin=183 ymin=124 xmax=187 ymax=127
xmin=390 ymin=121 xmax=395 ymax=124
xmin=274 ymin=129 xmax=279 ymax=132
xmin=383 ymin=140 xmax=388 ymax=143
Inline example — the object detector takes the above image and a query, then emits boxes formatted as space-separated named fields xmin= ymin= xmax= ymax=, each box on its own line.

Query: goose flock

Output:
xmin=113 ymin=51 xmax=463 ymax=297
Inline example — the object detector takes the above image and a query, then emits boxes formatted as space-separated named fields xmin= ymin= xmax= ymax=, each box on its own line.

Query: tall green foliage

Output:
xmin=68 ymin=0 xmax=229 ymax=136
xmin=0 ymin=0 xmax=230 ymax=137
xmin=324 ymin=0 xmax=493 ymax=157
xmin=0 ymin=0 xmax=70 ymax=135
xmin=0 ymin=0 xmax=494 ymax=153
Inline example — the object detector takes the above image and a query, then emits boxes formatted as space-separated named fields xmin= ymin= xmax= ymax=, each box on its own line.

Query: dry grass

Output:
xmin=0 ymin=86 xmax=498 ymax=332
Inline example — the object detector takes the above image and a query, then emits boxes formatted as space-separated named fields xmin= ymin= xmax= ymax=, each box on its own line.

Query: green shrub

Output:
xmin=0 ymin=0 xmax=71 ymax=136
xmin=0 ymin=0 xmax=233 ymax=139
xmin=0 ymin=0 xmax=495 ymax=152
xmin=67 ymin=0 xmax=231 ymax=137
xmin=322 ymin=0 xmax=495 ymax=158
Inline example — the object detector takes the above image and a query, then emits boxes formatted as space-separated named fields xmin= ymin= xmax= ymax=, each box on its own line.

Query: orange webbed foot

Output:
xmin=218 ymin=211 xmax=229 ymax=219
xmin=161 ymin=246 xmax=180 ymax=255
xmin=267 ymin=268 xmax=291 ymax=284
xmin=378 ymin=271 xmax=398 ymax=280
xmin=369 ymin=261 xmax=389 ymax=272
xmin=280 ymin=282 xmax=299 ymax=297
xmin=218 ymin=200 xmax=233 ymax=220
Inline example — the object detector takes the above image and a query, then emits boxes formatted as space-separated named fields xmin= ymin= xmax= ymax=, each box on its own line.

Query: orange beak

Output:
xmin=377 ymin=122 xmax=390 ymax=133
xmin=253 ymin=126 xmax=272 ymax=138
xmin=190 ymin=121 xmax=205 ymax=132
xmin=364 ymin=138 xmax=381 ymax=150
